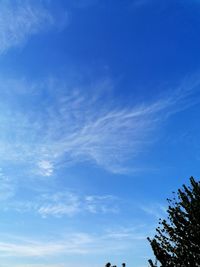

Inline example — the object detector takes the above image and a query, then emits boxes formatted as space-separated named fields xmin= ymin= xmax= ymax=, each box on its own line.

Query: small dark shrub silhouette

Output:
xmin=148 ymin=176 xmax=200 ymax=267
xmin=105 ymin=263 xmax=125 ymax=267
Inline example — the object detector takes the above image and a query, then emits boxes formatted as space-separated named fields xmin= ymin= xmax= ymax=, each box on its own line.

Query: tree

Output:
xmin=148 ymin=176 xmax=200 ymax=267
xmin=105 ymin=263 xmax=126 ymax=267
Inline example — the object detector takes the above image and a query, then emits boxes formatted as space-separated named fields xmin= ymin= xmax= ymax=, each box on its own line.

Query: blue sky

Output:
xmin=1 ymin=0 xmax=200 ymax=266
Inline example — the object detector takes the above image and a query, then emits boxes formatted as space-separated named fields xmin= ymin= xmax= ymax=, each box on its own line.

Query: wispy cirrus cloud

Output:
xmin=0 ymin=0 xmax=67 ymax=54
xmin=0 ymin=169 xmax=15 ymax=200
xmin=0 ymin=75 xmax=199 ymax=176
xmin=140 ymin=203 xmax=167 ymax=219
xmin=37 ymin=160 xmax=54 ymax=177
xmin=0 ymin=226 xmax=149 ymax=258
xmin=6 ymin=192 xmax=118 ymax=218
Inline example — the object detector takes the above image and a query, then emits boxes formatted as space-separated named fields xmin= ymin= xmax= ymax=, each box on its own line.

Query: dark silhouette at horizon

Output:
xmin=105 ymin=263 xmax=126 ymax=267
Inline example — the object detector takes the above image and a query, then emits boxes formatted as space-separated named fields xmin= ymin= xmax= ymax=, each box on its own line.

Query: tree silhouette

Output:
xmin=148 ymin=176 xmax=200 ymax=267
xmin=105 ymin=263 xmax=126 ymax=267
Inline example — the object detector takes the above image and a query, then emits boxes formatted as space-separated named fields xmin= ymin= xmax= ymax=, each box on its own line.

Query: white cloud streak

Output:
xmin=140 ymin=203 xmax=167 ymax=219
xmin=0 ymin=76 xmax=199 ymax=176
xmin=0 ymin=226 xmax=149 ymax=258
xmin=0 ymin=169 xmax=15 ymax=200
xmin=7 ymin=192 xmax=118 ymax=218
xmin=37 ymin=160 xmax=54 ymax=177
xmin=0 ymin=0 xmax=67 ymax=54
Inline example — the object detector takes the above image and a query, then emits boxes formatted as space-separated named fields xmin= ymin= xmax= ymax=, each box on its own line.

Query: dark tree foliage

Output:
xmin=105 ymin=263 xmax=125 ymax=267
xmin=148 ymin=177 xmax=200 ymax=267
